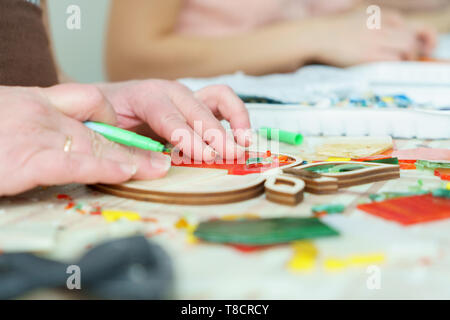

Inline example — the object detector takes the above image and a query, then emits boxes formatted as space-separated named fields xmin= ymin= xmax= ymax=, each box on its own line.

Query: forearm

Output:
xmin=367 ymin=0 xmax=450 ymax=12
xmin=406 ymin=4 xmax=450 ymax=33
xmin=107 ymin=21 xmax=318 ymax=80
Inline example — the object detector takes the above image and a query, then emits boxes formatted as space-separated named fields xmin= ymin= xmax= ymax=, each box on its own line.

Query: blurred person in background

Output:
xmin=106 ymin=0 xmax=440 ymax=80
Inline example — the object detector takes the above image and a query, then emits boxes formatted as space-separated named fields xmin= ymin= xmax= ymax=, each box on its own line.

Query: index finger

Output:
xmin=194 ymin=85 xmax=252 ymax=147
xmin=131 ymin=92 xmax=217 ymax=162
xmin=169 ymin=85 xmax=245 ymax=160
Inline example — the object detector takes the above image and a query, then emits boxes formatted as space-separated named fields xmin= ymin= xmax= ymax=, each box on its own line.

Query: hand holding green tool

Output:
xmin=84 ymin=121 xmax=170 ymax=153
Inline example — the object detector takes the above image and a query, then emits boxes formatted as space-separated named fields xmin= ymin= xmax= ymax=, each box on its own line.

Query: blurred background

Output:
xmin=48 ymin=0 xmax=450 ymax=83
xmin=48 ymin=0 xmax=109 ymax=83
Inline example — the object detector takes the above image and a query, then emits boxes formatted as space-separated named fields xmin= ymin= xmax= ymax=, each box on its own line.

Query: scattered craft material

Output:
xmin=57 ymin=195 xmax=102 ymax=216
xmin=56 ymin=194 xmax=72 ymax=201
xmin=141 ymin=217 xmax=158 ymax=223
xmin=173 ymin=217 xmax=199 ymax=243
xmin=415 ymin=160 xmax=450 ymax=170
xmin=358 ymin=194 xmax=450 ymax=226
xmin=186 ymin=225 xmax=199 ymax=244
xmin=326 ymin=157 xmax=351 ymax=162
xmin=311 ymin=203 xmax=345 ymax=216
xmin=399 ymin=160 xmax=417 ymax=170
xmin=245 ymin=157 xmax=265 ymax=168
xmin=284 ymin=161 xmax=400 ymax=194
xmin=315 ymin=136 xmax=393 ymax=159
xmin=341 ymin=93 xmax=413 ymax=109
xmin=287 ymin=241 xmax=318 ymax=272
xmin=392 ymin=148 xmax=450 ymax=162
xmin=435 ymin=168 xmax=450 ymax=181
xmin=264 ymin=175 xmax=305 ymax=205
xmin=415 ymin=161 xmax=450 ymax=181
xmin=360 ymin=157 xmax=399 ymax=165
xmin=258 ymin=127 xmax=303 ymax=145
xmin=172 ymin=151 xmax=297 ymax=175
xmin=432 ymin=189 xmax=450 ymax=199
xmin=369 ymin=191 xmax=428 ymax=202
xmin=220 ymin=213 xmax=259 ymax=221
xmin=228 ymin=243 xmax=276 ymax=253
xmin=324 ymin=253 xmax=385 ymax=272
xmin=193 ymin=217 xmax=339 ymax=245
xmin=102 ymin=210 xmax=141 ymax=223
xmin=175 ymin=217 xmax=189 ymax=229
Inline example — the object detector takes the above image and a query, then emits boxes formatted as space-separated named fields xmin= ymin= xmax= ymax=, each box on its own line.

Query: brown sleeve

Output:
xmin=0 ymin=0 xmax=58 ymax=87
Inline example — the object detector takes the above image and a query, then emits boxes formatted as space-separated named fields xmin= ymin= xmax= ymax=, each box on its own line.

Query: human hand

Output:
xmin=0 ymin=84 xmax=171 ymax=196
xmin=308 ymin=8 xmax=437 ymax=66
xmin=96 ymin=80 xmax=252 ymax=162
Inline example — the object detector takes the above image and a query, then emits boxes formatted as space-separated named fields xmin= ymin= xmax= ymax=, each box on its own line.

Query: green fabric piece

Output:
xmin=364 ymin=157 xmax=399 ymax=165
xmin=416 ymin=160 xmax=450 ymax=171
xmin=305 ymin=164 xmax=336 ymax=173
xmin=311 ymin=204 xmax=345 ymax=214
xmin=432 ymin=189 xmax=450 ymax=199
xmin=306 ymin=163 xmax=368 ymax=174
xmin=328 ymin=164 xmax=366 ymax=173
xmin=246 ymin=157 xmax=264 ymax=166
xmin=194 ymin=217 xmax=339 ymax=245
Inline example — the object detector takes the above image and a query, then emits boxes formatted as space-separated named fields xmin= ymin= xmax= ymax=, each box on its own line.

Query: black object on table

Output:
xmin=0 ymin=236 xmax=173 ymax=299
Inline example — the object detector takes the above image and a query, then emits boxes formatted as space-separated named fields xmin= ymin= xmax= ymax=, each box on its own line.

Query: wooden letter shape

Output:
xmin=265 ymin=175 xmax=305 ymax=206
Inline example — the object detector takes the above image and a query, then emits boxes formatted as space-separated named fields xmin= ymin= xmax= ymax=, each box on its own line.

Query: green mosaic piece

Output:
xmin=194 ymin=217 xmax=339 ymax=245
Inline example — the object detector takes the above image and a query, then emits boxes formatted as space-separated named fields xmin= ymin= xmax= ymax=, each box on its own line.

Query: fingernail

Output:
xmin=120 ymin=163 xmax=137 ymax=176
xmin=150 ymin=153 xmax=172 ymax=171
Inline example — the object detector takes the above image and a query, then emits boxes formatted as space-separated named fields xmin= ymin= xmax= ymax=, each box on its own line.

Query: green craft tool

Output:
xmin=84 ymin=121 xmax=170 ymax=153
xmin=258 ymin=127 xmax=303 ymax=145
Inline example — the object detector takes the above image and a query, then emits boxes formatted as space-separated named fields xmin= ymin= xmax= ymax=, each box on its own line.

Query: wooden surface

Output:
xmin=1 ymin=136 xmax=450 ymax=299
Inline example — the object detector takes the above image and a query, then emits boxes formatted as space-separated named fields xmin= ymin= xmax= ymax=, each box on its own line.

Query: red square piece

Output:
xmin=357 ymin=194 xmax=450 ymax=226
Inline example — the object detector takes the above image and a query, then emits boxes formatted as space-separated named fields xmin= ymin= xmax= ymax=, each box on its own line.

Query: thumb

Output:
xmin=41 ymin=83 xmax=117 ymax=125
xmin=30 ymin=150 xmax=137 ymax=186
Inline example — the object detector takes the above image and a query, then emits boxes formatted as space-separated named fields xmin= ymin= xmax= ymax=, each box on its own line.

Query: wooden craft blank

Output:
xmin=264 ymin=176 xmax=305 ymax=206
xmin=94 ymin=155 xmax=302 ymax=205
xmin=284 ymin=161 xmax=400 ymax=194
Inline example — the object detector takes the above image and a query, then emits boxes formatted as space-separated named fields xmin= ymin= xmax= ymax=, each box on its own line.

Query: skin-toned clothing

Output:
xmin=175 ymin=0 xmax=356 ymax=36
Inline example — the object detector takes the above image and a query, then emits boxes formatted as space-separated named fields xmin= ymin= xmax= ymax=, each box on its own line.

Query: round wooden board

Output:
xmin=93 ymin=154 xmax=302 ymax=205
